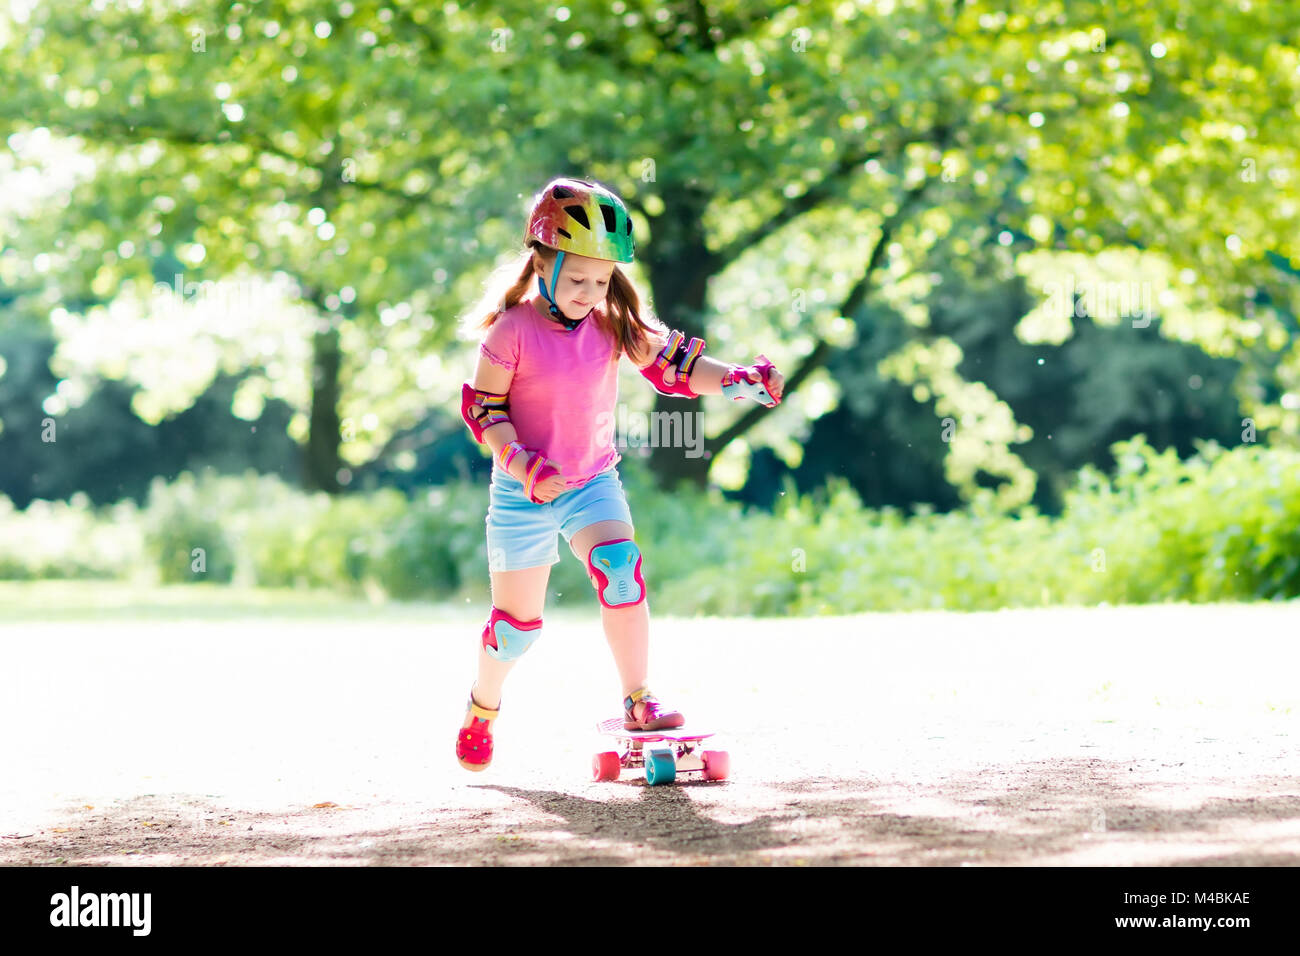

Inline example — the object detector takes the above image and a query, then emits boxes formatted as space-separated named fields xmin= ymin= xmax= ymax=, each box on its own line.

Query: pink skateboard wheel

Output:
xmin=702 ymin=750 xmax=730 ymax=781
xmin=593 ymin=751 xmax=621 ymax=782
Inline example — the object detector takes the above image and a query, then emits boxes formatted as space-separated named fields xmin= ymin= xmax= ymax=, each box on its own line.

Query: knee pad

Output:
xmin=481 ymin=606 xmax=542 ymax=662
xmin=587 ymin=538 xmax=646 ymax=608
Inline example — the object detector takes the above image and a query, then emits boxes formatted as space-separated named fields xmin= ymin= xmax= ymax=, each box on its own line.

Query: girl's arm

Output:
xmin=631 ymin=332 xmax=785 ymax=404
xmin=680 ymin=355 xmax=735 ymax=396
xmin=464 ymin=353 xmax=527 ymax=477
xmin=687 ymin=354 xmax=784 ymax=403
xmin=463 ymin=352 xmax=566 ymax=499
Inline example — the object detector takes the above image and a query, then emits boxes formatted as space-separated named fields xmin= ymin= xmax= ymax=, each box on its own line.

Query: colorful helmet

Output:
xmin=526 ymin=178 xmax=635 ymax=263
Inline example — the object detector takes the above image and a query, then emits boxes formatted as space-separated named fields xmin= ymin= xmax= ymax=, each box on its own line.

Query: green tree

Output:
xmin=2 ymin=0 xmax=1297 ymax=505
xmin=2 ymin=0 xmax=522 ymax=490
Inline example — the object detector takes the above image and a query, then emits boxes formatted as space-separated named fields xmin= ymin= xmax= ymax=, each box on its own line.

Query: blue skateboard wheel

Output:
xmin=645 ymin=749 xmax=676 ymax=786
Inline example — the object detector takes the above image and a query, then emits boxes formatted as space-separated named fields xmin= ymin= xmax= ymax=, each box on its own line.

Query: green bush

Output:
xmin=650 ymin=436 xmax=1300 ymax=615
xmin=0 ymin=491 xmax=144 ymax=580
xmin=139 ymin=469 xmax=492 ymax=598
xmin=1 ymin=438 xmax=1297 ymax=613
xmin=142 ymin=472 xmax=244 ymax=583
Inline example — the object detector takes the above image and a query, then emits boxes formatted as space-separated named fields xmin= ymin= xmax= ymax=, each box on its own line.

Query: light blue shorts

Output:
xmin=485 ymin=465 xmax=634 ymax=571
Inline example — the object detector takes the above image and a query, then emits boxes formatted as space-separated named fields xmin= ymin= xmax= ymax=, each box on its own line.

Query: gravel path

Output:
xmin=2 ymin=601 xmax=1297 ymax=866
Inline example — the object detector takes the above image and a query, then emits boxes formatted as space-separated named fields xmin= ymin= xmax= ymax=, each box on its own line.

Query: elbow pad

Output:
xmin=639 ymin=329 xmax=706 ymax=398
xmin=461 ymin=382 xmax=511 ymax=444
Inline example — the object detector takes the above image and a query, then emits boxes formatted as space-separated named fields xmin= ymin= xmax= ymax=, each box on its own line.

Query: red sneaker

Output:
xmin=456 ymin=692 xmax=499 ymax=771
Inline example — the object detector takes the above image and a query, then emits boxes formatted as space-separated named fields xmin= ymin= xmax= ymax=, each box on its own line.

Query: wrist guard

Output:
xmin=721 ymin=354 xmax=780 ymax=407
xmin=461 ymin=382 xmax=511 ymax=444
xmin=499 ymin=440 xmax=561 ymax=503
xmin=639 ymin=329 xmax=706 ymax=399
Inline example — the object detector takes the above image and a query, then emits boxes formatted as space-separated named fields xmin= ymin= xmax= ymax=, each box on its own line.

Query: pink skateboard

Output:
xmin=592 ymin=717 xmax=730 ymax=785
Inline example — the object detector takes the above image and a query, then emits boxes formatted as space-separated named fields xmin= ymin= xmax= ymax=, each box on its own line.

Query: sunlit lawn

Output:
xmin=0 ymin=579 xmax=595 ymax=624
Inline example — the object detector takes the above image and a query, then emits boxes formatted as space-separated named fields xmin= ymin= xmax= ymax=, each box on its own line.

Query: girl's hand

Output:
xmin=726 ymin=356 xmax=784 ymax=406
xmin=763 ymin=364 xmax=784 ymax=402
xmin=531 ymin=469 xmax=567 ymax=503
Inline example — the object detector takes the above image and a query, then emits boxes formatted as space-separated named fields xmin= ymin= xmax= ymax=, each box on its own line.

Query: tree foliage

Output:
xmin=0 ymin=0 xmax=1296 ymax=506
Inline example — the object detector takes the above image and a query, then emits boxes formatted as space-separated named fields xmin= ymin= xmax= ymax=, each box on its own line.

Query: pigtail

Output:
xmin=455 ymin=248 xmax=536 ymax=340
xmin=604 ymin=265 xmax=665 ymax=364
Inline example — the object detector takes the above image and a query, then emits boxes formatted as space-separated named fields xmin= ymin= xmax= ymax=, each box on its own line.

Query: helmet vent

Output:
xmin=600 ymin=204 xmax=618 ymax=234
xmin=552 ymin=185 xmax=575 ymax=199
xmin=567 ymin=205 xmax=590 ymax=230
xmin=556 ymin=227 xmax=572 ymax=239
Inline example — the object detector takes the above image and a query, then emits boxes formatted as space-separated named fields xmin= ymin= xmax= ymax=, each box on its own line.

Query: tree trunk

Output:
xmin=302 ymin=140 xmax=345 ymax=494
xmin=305 ymin=322 xmax=342 ymax=493
xmin=642 ymin=186 xmax=718 ymax=490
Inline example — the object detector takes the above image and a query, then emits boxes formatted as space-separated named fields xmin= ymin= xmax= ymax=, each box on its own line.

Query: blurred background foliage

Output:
xmin=1 ymin=0 xmax=1298 ymax=610
xmin=2 ymin=437 xmax=1297 ymax=613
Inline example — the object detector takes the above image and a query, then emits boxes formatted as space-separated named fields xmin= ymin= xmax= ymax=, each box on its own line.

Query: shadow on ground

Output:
xmin=4 ymin=757 xmax=1298 ymax=866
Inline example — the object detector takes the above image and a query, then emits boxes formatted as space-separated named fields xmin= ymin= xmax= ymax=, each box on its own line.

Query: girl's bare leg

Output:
xmin=463 ymin=563 xmax=550 ymax=727
xmin=568 ymin=519 xmax=655 ymax=719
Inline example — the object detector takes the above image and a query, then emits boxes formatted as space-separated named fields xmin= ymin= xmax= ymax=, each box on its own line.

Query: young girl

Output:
xmin=455 ymin=177 xmax=784 ymax=772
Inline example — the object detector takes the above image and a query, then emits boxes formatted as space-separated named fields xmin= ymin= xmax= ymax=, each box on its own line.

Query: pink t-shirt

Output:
xmin=478 ymin=297 xmax=622 ymax=488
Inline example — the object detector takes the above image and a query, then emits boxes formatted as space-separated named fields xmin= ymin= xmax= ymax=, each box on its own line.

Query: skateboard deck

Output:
xmin=592 ymin=718 xmax=729 ymax=784
xmin=595 ymin=717 xmax=715 ymax=742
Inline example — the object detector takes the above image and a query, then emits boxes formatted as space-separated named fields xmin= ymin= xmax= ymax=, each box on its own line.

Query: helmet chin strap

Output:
xmin=536 ymin=250 xmax=589 ymax=331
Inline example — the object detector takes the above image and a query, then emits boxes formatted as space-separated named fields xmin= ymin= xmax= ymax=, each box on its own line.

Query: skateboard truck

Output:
xmin=592 ymin=717 xmax=730 ymax=785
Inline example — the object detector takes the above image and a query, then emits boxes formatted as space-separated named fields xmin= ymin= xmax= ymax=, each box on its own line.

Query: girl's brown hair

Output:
xmin=457 ymin=237 xmax=665 ymax=364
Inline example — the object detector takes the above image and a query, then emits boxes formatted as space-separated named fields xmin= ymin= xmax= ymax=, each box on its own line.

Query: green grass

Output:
xmin=0 ymin=580 xmax=438 ymax=622
xmin=0 ymin=580 xmax=596 ymax=624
